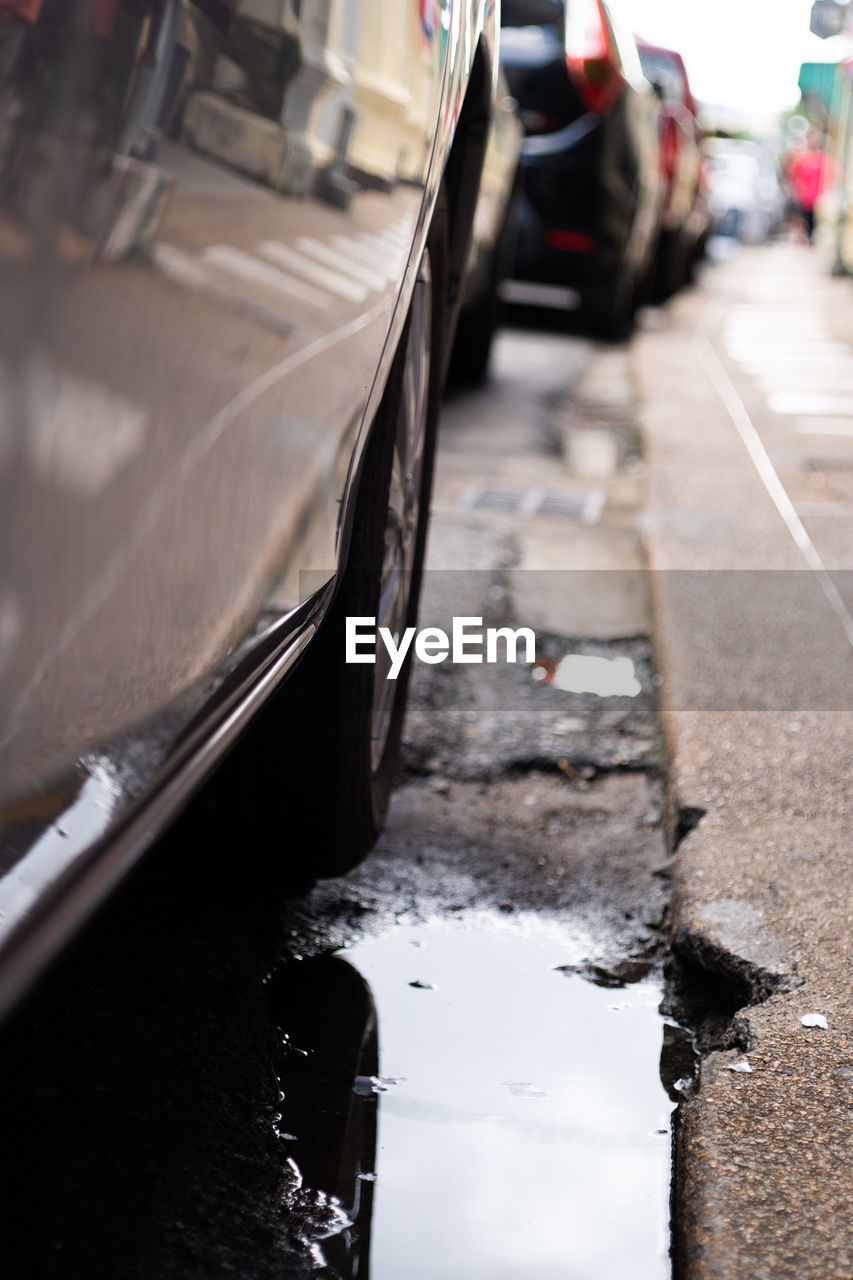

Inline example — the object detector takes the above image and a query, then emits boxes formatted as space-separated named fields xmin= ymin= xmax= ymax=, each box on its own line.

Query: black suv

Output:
xmin=501 ymin=0 xmax=661 ymax=336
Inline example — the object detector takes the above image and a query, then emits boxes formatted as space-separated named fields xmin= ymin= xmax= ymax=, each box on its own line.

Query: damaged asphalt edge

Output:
xmin=645 ymin=574 xmax=791 ymax=1031
xmin=660 ymin=814 xmax=794 ymax=1280
xmin=632 ymin=338 xmax=799 ymax=1278
xmin=652 ymin=703 xmax=796 ymax=1276
xmin=397 ymin=754 xmax=664 ymax=784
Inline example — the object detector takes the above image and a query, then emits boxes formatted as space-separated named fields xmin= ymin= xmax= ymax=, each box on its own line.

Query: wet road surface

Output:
xmin=0 ymin=320 xmax=683 ymax=1278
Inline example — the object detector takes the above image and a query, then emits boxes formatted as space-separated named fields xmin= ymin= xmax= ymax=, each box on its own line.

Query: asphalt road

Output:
xmin=0 ymin=319 xmax=677 ymax=1279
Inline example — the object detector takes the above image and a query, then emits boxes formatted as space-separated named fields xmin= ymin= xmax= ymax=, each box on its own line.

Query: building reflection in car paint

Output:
xmin=0 ymin=3 xmax=447 ymax=828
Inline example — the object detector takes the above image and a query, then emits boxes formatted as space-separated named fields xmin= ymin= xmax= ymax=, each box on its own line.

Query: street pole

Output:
xmin=830 ymin=60 xmax=851 ymax=274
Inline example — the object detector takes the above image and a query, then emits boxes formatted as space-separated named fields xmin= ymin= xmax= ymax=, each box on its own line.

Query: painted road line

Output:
xmin=796 ymin=417 xmax=853 ymax=435
xmin=723 ymin=316 xmax=827 ymax=326
xmin=721 ymin=336 xmax=846 ymax=348
xmin=697 ymin=303 xmax=853 ymax=651
xmin=723 ymin=305 xmax=823 ymax=315
xmin=738 ymin=357 xmax=853 ymax=372
xmin=755 ymin=380 xmax=853 ymax=396
xmin=751 ymin=366 xmax=853 ymax=382
xmin=722 ymin=344 xmax=850 ymax=361
xmin=202 ymin=245 xmax=331 ymax=308
xmin=767 ymin=393 xmax=853 ymax=416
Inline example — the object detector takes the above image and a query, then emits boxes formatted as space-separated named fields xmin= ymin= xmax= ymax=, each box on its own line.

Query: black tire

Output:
xmin=227 ymin=195 xmax=448 ymax=880
xmin=447 ymin=259 xmax=500 ymax=385
xmin=651 ymin=229 xmax=677 ymax=302
xmin=653 ymin=228 xmax=694 ymax=301
xmin=583 ymin=263 xmax=635 ymax=340
xmin=685 ymin=230 xmax=707 ymax=284
xmin=447 ymin=196 xmax=517 ymax=385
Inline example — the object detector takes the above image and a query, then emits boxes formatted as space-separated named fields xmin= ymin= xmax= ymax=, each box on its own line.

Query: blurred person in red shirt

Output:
xmin=786 ymin=130 xmax=833 ymax=244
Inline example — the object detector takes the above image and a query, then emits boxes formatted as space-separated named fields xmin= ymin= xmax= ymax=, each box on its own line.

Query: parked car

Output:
xmin=499 ymin=0 xmax=661 ymax=337
xmin=0 ymin=0 xmax=498 ymax=1017
xmin=705 ymin=137 xmax=785 ymax=244
xmin=636 ymin=37 xmax=710 ymax=298
xmin=448 ymin=70 xmax=523 ymax=384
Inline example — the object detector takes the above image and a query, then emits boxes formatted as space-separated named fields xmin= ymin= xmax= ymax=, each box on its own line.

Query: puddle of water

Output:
xmin=274 ymin=913 xmax=675 ymax=1279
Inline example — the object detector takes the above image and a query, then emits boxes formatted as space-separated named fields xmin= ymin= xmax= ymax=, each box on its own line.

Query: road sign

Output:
xmin=811 ymin=0 xmax=847 ymax=39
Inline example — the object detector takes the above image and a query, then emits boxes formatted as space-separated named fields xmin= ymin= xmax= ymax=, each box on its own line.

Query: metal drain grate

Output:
xmin=469 ymin=486 xmax=524 ymax=512
xmin=461 ymin=485 xmax=605 ymax=525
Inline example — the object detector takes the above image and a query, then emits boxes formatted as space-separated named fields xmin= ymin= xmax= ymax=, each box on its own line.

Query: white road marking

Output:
xmin=739 ymin=358 xmax=853 ymax=375
xmin=723 ymin=305 xmax=824 ymax=317
xmin=723 ymin=312 xmax=823 ymax=326
xmin=731 ymin=345 xmax=853 ymax=358
xmin=767 ymin=393 xmax=853 ymax=416
xmin=697 ymin=303 xmax=853 ymax=650
xmin=748 ymin=359 xmax=853 ymax=375
xmin=297 ymin=236 xmax=387 ymax=291
xmin=722 ymin=342 xmax=849 ymax=358
xmin=723 ymin=322 xmax=826 ymax=337
xmin=203 ymin=245 xmax=330 ymax=308
xmin=753 ymin=373 xmax=853 ymax=391
xmin=258 ymin=240 xmax=368 ymax=303
xmin=796 ymin=417 xmax=853 ymax=435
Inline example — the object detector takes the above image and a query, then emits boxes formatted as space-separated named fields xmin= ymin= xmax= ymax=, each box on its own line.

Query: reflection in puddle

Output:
xmin=273 ymin=914 xmax=677 ymax=1279
xmin=271 ymin=955 xmax=379 ymax=1275
xmin=533 ymin=653 xmax=642 ymax=698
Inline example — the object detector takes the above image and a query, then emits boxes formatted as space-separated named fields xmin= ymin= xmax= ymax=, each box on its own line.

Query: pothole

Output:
xmin=270 ymin=913 xmax=682 ymax=1279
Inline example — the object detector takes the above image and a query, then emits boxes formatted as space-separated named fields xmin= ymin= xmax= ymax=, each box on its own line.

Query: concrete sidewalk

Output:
xmin=636 ymin=244 xmax=853 ymax=1278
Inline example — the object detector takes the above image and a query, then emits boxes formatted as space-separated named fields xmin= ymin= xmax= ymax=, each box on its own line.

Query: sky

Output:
xmin=618 ymin=0 xmax=847 ymax=117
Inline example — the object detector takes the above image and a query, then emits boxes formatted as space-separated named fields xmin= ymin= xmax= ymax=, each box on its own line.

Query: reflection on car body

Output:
xmin=0 ymin=0 xmax=499 ymax=1014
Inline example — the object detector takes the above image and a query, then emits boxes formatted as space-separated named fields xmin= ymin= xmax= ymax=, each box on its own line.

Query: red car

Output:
xmin=636 ymin=38 xmax=710 ymax=299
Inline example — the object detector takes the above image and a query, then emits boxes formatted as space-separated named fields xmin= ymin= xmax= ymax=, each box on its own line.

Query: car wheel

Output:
xmin=447 ymin=253 xmax=500 ymax=385
xmin=584 ymin=264 xmax=635 ymax=341
xmin=686 ymin=231 xmax=707 ymax=283
xmin=651 ymin=229 xmax=680 ymax=302
xmin=224 ymin=200 xmax=447 ymax=881
xmin=447 ymin=197 xmax=517 ymax=385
